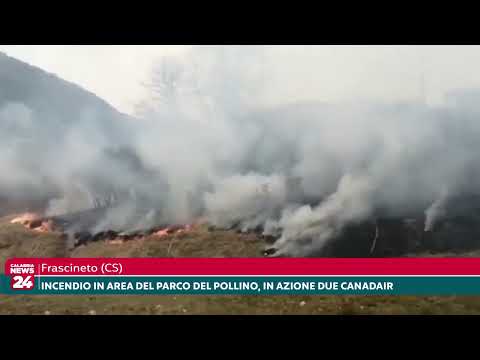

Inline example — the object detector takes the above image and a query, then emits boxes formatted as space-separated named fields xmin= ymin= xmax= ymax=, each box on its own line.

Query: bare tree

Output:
xmin=145 ymin=56 xmax=184 ymax=109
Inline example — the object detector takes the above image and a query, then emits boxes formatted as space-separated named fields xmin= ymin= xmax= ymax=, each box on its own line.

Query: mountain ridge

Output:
xmin=0 ymin=51 xmax=128 ymax=116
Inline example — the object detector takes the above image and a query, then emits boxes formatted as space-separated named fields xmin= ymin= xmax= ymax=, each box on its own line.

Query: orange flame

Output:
xmin=153 ymin=224 xmax=193 ymax=238
xmin=10 ymin=212 xmax=42 ymax=225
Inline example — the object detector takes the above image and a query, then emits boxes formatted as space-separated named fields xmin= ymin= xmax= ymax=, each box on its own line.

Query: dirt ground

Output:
xmin=1 ymin=216 xmax=480 ymax=315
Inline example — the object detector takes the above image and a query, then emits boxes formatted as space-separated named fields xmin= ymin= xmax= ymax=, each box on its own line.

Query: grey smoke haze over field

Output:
xmin=3 ymin=46 xmax=480 ymax=255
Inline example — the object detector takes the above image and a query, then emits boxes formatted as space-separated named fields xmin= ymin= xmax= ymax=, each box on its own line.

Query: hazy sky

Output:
xmin=2 ymin=45 xmax=480 ymax=114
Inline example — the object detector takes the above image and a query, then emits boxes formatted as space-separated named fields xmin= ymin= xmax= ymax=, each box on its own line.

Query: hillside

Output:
xmin=0 ymin=51 xmax=134 ymax=158
xmin=0 ymin=52 xmax=137 ymax=213
xmin=0 ymin=52 xmax=127 ymax=124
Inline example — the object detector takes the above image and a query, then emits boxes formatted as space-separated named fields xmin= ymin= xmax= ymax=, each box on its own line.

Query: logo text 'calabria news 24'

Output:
xmin=9 ymin=263 xmax=35 ymax=290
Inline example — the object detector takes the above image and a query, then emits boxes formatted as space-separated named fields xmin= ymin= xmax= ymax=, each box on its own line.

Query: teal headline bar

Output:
xmin=2 ymin=275 xmax=480 ymax=295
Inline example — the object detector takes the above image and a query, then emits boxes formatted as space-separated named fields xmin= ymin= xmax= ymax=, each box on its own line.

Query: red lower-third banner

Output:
xmin=6 ymin=257 xmax=480 ymax=276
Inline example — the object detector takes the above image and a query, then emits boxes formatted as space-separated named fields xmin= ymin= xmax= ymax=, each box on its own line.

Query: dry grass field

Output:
xmin=1 ymin=215 xmax=480 ymax=315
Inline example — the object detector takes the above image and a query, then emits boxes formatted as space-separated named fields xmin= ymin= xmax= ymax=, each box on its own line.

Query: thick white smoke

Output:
xmin=3 ymin=46 xmax=480 ymax=255
xmin=424 ymin=187 xmax=449 ymax=232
